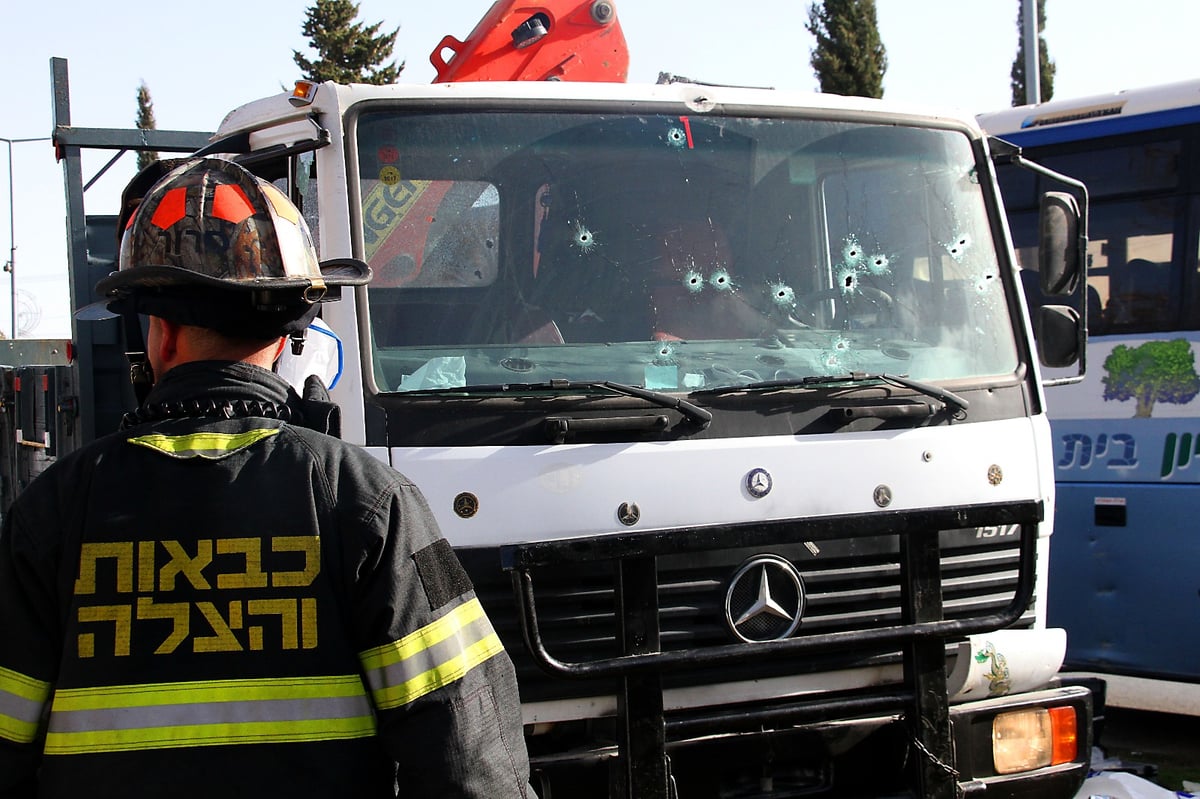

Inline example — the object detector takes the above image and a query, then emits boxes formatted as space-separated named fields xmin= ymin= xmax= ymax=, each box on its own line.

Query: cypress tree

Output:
xmin=1011 ymin=0 xmax=1056 ymax=106
xmin=135 ymin=82 xmax=158 ymax=172
xmin=294 ymin=0 xmax=403 ymax=85
xmin=807 ymin=0 xmax=887 ymax=99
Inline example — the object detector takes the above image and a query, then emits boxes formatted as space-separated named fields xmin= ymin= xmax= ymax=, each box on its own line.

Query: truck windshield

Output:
xmin=355 ymin=108 xmax=1018 ymax=394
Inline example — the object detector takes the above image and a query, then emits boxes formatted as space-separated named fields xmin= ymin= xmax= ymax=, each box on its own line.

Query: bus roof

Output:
xmin=977 ymin=79 xmax=1200 ymax=147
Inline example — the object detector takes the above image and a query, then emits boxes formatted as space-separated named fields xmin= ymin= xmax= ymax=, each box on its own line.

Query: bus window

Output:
xmin=1089 ymin=199 xmax=1180 ymax=333
xmin=1042 ymin=140 xmax=1180 ymax=198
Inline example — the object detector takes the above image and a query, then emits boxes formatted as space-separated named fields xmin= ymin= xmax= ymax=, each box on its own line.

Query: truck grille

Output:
xmin=461 ymin=520 xmax=1033 ymax=704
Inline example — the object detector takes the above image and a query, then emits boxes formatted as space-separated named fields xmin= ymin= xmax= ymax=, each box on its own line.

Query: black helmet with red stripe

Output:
xmin=97 ymin=158 xmax=370 ymax=337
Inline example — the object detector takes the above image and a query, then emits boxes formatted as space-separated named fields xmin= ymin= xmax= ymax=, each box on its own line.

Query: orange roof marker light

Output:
xmin=289 ymin=81 xmax=318 ymax=108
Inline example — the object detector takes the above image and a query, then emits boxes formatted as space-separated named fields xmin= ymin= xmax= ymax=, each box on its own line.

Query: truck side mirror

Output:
xmin=1039 ymin=192 xmax=1081 ymax=296
xmin=1037 ymin=305 xmax=1081 ymax=368
xmin=1035 ymin=190 xmax=1087 ymax=382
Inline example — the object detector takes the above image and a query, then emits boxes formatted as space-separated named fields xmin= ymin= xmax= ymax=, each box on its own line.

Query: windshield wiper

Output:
xmin=697 ymin=371 xmax=969 ymax=413
xmin=591 ymin=380 xmax=713 ymax=428
xmin=402 ymin=379 xmax=713 ymax=428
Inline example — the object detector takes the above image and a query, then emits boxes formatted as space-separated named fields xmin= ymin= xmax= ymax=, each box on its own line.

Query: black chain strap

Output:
xmin=121 ymin=398 xmax=294 ymax=429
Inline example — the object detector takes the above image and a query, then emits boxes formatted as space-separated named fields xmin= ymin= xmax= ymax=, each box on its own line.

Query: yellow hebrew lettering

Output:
xmin=247 ymin=598 xmax=300 ymax=650
xmin=75 ymin=542 xmax=134 ymax=595
xmin=227 ymin=600 xmax=243 ymax=630
xmin=77 ymin=605 xmax=132 ymax=656
xmin=138 ymin=541 xmax=156 ymax=593
xmin=193 ymin=601 xmax=243 ymax=653
xmin=272 ymin=537 xmax=320 ymax=587
xmin=216 ymin=538 xmax=268 ymax=589
xmin=160 ymin=540 xmax=213 ymax=590
xmin=302 ymin=597 xmax=318 ymax=650
xmin=135 ymin=597 xmax=190 ymax=655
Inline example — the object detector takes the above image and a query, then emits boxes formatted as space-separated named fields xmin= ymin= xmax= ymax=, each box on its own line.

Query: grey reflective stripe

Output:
xmin=364 ymin=612 xmax=497 ymax=695
xmin=359 ymin=597 xmax=505 ymax=711
xmin=0 ymin=666 xmax=51 ymax=744
xmin=49 ymin=694 xmax=369 ymax=733
xmin=44 ymin=675 xmax=376 ymax=754
xmin=0 ymin=689 xmax=48 ymax=744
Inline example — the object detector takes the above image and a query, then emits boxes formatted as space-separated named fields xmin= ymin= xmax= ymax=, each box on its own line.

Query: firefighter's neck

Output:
xmin=147 ymin=316 xmax=286 ymax=382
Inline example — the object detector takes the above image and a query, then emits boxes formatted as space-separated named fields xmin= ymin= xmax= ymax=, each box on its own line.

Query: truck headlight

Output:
xmin=992 ymin=706 xmax=1077 ymax=773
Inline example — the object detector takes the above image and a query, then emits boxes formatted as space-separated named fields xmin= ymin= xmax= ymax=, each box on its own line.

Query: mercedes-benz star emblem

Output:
xmin=745 ymin=468 xmax=773 ymax=498
xmin=724 ymin=555 xmax=805 ymax=643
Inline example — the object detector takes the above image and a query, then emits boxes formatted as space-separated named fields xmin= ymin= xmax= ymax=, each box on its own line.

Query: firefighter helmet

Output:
xmin=104 ymin=157 xmax=369 ymax=297
xmin=95 ymin=158 xmax=370 ymax=337
xmin=115 ymin=157 xmax=187 ymax=251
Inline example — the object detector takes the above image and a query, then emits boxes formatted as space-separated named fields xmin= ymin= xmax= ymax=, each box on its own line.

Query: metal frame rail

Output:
xmin=49 ymin=57 xmax=211 ymax=447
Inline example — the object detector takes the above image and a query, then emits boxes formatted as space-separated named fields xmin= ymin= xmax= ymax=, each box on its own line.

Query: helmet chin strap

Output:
xmin=288 ymin=329 xmax=307 ymax=356
xmin=122 ymin=311 xmax=154 ymax=406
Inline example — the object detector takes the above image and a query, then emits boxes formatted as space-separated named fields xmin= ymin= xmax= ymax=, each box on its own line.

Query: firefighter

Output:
xmin=0 ymin=158 xmax=533 ymax=798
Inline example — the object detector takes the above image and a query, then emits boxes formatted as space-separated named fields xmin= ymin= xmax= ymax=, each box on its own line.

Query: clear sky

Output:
xmin=3 ymin=0 xmax=1198 ymax=337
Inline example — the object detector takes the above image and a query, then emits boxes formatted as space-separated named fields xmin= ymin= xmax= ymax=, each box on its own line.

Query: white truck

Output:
xmin=44 ymin=13 xmax=1093 ymax=797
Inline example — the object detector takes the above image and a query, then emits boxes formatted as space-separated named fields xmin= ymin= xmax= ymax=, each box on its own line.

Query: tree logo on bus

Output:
xmin=1103 ymin=339 xmax=1199 ymax=418
xmin=1057 ymin=338 xmax=1200 ymax=478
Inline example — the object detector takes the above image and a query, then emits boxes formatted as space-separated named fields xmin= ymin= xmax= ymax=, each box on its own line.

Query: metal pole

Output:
xmin=0 ymin=136 xmax=53 ymax=340
xmin=3 ymin=138 xmax=13 ymax=339
xmin=1023 ymin=0 xmax=1041 ymax=105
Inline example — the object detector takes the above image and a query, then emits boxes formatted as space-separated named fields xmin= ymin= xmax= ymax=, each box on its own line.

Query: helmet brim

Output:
xmin=95 ymin=257 xmax=372 ymax=298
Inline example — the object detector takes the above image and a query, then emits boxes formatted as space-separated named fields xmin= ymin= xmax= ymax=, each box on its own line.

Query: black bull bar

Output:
xmin=501 ymin=499 xmax=1043 ymax=799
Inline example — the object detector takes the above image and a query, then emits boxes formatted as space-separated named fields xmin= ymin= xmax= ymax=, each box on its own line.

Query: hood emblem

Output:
xmin=724 ymin=555 xmax=806 ymax=643
xmin=745 ymin=468 xmax=773 ymax=498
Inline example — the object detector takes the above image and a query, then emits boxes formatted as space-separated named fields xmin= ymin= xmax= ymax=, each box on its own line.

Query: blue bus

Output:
xmin=980 ymin=82 xmax=1200 ymax=715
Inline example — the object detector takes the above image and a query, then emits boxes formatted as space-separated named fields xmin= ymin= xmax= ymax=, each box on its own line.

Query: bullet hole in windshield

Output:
xmin=684 ymin=269 xmax=705 ymax=293
xmin=820 ymin=335 xmax=853 ymax=371
xmin=709 ymin=269 xmax=733 ymax=292
xmin=572 ymin=221 xmax=598 ymax=254
xmin=945 ymin=233 xmax=972 ymax=262
xmin=653 ymin=341 xmax=676 ymax=363
xmin=770 ymin=281 xmax=796 ymax=308
xmin=867 ymin=253 xmax=891 ymax=276
xmin=842 ymin=235 xmax=864 ymax=268
xmin=974 ymin=273 xmax=998 ymax=295
xmin=666 ymin=127 xmax=687 ymax=148
xmin=836 ymin=265 xmax=860 ymax=296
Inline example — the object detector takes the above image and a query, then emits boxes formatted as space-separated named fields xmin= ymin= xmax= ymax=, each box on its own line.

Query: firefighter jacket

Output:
xmin=0 ymin=361 xmax=532 ymax=798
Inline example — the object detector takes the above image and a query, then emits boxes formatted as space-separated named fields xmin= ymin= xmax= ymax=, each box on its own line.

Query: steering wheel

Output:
xmin=792 ymin=285 xmax=895 ymax=327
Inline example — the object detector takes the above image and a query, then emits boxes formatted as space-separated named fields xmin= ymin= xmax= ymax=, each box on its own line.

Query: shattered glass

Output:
xmin=357 ymin=110 xmax=1018 ymax=393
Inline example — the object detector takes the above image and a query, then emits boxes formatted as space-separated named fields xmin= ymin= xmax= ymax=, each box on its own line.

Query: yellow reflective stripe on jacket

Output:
xmin=359 ymin=597 xmax=504 ymax=711
xmin=0 ymin=665 xmax=52 ymax=744
xmin=44 ymin=674 xmax=374 ymax=754
xmin=126 ymin=428 xmax=281 ymax=460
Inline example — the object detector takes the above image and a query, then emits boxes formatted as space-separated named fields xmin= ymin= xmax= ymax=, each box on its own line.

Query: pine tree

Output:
xmin=806 ymin=0 xmax=887 ymax=99
xmin=135 ymin=81 xmax=158 ymax=172
xmin=1011 ymin=0 xmax=1056 ymax=106
xmin=294 ymin=0 xmax=402 ymax=85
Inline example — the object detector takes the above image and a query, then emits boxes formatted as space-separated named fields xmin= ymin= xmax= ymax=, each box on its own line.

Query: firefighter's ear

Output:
xmin=147 ymin=316 xmax=183 ymax=375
